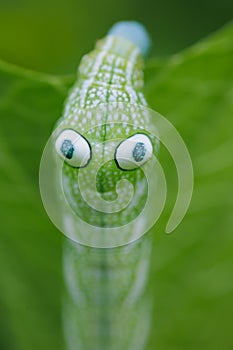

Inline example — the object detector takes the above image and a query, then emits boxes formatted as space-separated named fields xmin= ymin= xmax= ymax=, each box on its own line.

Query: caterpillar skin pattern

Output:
xmin=54 ymin=22 xmax=157 ymax=350
xmin=63 ymin=238 xmax=152 ymax=350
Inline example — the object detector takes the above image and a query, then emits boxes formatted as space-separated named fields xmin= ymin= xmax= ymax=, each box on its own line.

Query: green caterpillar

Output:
xmin=39 ymin=20 xmax=193 ymax=350
xmin=54 ymin=22 xmax=157 ymax=350
xmin=53 ymin=23 xmax=159 ymax=242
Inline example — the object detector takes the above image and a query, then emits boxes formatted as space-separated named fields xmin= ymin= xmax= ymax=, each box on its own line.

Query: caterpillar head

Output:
xmin=54 ymin=105 xmax=159 ymax=230
xmin=40 ymin=103 xmax=193 ymax=248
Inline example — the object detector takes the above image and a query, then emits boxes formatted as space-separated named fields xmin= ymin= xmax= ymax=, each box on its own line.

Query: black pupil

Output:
xmin=60 ymin=139 xmax=74 ymax=159
xmin=132 ymin=142 xmax=146 ymax=162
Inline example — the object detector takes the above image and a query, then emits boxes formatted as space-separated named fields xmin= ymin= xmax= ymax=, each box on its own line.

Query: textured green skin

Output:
xmin=55 ymin=35 xmax=156 ymax=349
xmin=63 ymin=238 xmax=152 ymax=350
xmin=55 ymin=35 xmax=158 ymax=229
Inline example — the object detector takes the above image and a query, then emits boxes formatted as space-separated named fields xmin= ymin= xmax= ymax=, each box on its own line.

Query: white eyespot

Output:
xmin=55 ymin=129 xmax=91 ymax=168
xmin=115 ymin=133 xmax=153 ymax=170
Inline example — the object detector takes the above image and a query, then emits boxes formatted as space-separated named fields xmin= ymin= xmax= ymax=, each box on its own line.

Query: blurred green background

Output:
xmin=0 ymin=0 xmax=233 ymax=350
xmin=0 ymin=0 xmax=233 ymax=73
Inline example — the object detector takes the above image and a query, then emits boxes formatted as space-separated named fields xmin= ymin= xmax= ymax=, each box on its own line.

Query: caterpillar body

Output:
xmin=54 ymin=23 xmax=159 ymax=241
xmin=54 ymin=22 xmax=157 ymax=350
xmin=63 ymin=238 xmax=152 ymax=350
xmin=39 ymin=20 xmax=193 ymax=349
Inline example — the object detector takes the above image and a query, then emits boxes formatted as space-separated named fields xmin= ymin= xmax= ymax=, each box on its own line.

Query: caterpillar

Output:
xmin=39 ymin=19 xmax=193 ymax=350
xmin=53 ymin=21 xmax=160 ymax=247
xmin=51 ymin=21 xmax=157 ymax=350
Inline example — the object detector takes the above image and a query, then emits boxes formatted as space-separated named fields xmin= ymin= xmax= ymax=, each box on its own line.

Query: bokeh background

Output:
xmin=0 ymin=0 xmax=233 ymax=73
xmin=0 ymin=1 xmax=233 ymax=350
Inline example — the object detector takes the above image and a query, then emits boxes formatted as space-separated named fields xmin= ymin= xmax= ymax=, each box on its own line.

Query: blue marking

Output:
xmin=108 ymin=21 xmax=151 ymax=57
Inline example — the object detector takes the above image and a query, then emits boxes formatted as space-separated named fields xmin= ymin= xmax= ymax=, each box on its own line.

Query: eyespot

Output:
xmin=55 ymin=129 xmax=91 ymax=168
xmin=115 ymin=133 xmax=153 ymax=170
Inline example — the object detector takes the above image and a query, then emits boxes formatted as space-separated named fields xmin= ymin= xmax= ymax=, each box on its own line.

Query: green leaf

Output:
xmin=144 ymin=22 xmax=233 ymax=350
xmin=0 ymin=62 xmax=71 ymax=350
xmin=0 ymin=22 xmax=232 ymax=350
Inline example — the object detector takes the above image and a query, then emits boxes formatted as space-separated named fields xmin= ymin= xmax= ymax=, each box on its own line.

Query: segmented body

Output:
xmin=64 ymin=35 xmax=147 ymax=112
xmin=55 ymin=30 xmax=155 ymax=350
xmin=56 ymin=35 xmax=158 ymax=231
xmin=63 ymin=238 xmax=152 ymax=350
